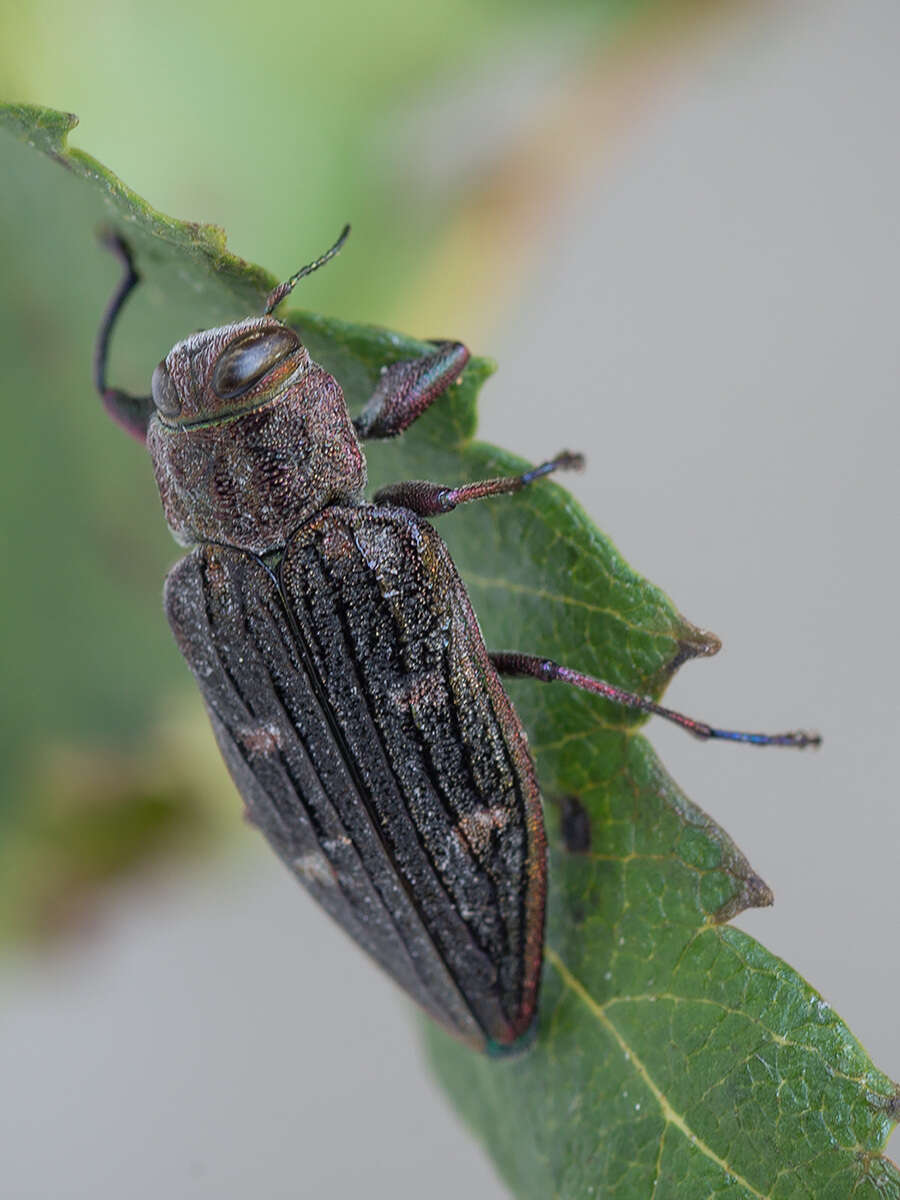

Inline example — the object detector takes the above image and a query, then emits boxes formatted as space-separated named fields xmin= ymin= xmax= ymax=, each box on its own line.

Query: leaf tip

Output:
xmin=652 ymin=622 xmax=722 ymax=692
xmin=713 ymin=871 xmax=774 ymax=923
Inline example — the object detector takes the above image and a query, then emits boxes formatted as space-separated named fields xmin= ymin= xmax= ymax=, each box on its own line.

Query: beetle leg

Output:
xmin=354 ymin=341 xmax=470 ymax=439
xmin=373 ymin=451 xmax=584 ymax=516
xmin=489 ymin=652 xmax=821 ymax=748
xmin=94 ymin=232 xmax=155 ymax=443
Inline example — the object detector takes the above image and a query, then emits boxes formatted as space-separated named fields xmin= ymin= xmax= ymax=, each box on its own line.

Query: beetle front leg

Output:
xmin=354 ymin=341 xmax=470 ymax=440
xmin=489 ymin=652 xmax=821 ymax=748
xmin=373 ymin=451 xmax=584 ymax=516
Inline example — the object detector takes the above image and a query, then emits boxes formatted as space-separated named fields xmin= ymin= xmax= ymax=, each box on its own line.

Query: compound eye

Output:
xmin=212 ymin=327 xmax=300 ymax=400
xmin=151 ymin=361 xmax=181 ymax=417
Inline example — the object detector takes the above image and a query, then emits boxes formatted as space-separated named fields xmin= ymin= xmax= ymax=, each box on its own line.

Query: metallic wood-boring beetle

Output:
xmin=94 ymin=227 xmax=819 ymax=1054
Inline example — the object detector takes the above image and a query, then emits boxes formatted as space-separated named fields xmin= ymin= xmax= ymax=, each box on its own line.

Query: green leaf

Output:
xmin=2 ymin=103 xmax=898 ymax=1197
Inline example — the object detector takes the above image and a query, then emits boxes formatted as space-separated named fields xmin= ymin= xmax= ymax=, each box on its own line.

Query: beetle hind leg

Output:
xmin=489 ymin=652 xmax=821 ymax=749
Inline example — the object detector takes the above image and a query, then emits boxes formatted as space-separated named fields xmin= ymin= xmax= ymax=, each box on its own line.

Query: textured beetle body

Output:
xmin=95 ymin=231 xmax=818 ymax=1056
xmin=136 ymin=308 xmax=545 ymax=1050
xmin=166 ymin=508 xmax=544 ymax=1049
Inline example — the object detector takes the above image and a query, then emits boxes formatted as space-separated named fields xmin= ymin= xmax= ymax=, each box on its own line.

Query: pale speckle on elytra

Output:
xmin=238 ymin=721 xmax=284 ymax=755
xmin=456 ymin=806 xmax=512 ymax=856
xmin=292 ymin=851 xmax=337 ymax=888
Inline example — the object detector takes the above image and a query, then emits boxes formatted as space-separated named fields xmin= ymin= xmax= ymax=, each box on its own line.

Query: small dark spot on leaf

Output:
xmin=558 ymin=795 xmax=591 ymax=854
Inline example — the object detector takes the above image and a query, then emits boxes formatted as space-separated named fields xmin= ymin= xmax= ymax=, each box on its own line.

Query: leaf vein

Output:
xmin=464 ymin=571 xmax=673 ymax=640
xmin=547 ymin=946 xmax=771 ymax=1200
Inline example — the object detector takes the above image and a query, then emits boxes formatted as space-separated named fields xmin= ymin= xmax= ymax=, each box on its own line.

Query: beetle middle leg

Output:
xmin=373 ymin=451 xmax=584 ymax=516
xmin=489 ymin=652 xmax=820 ymax=749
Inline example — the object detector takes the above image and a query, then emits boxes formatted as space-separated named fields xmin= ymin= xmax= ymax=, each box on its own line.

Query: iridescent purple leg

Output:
xmin=490 ymin=653 xmax=821 ymax=749
xmin=354 ymin=341 xmax=471 ymax=440
xmin=94 ymin=233 xmax=154 ymax=443
xmin=374 ymin=451 xmax=584 ymax=516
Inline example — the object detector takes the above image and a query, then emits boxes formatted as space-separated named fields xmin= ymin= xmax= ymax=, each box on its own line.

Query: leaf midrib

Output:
xmin=546 ymin=945 xmax=771 ymax=1200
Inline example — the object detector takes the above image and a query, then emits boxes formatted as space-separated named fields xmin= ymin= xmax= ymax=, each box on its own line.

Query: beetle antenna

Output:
xmin=264 ymin=224 xmax=351 ymax=314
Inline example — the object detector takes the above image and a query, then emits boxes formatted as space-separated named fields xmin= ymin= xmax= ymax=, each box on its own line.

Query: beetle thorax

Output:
xmin=146 ymin=320 xmax=366 ymax=554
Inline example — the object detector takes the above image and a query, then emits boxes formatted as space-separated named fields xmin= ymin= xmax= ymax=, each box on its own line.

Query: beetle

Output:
xmin=93 ymin=227 xmax=819 ymax=1053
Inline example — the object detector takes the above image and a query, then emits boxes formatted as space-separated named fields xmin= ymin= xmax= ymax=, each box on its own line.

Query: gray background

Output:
xmin=2 ymin=1 xmax=898 ymax=1195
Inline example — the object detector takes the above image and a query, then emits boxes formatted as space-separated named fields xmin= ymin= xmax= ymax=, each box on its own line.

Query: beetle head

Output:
xmin=146 ymin=316 xmax=366 ymax=554
xmin=151 ymin=316 xmax=307 ymax=425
